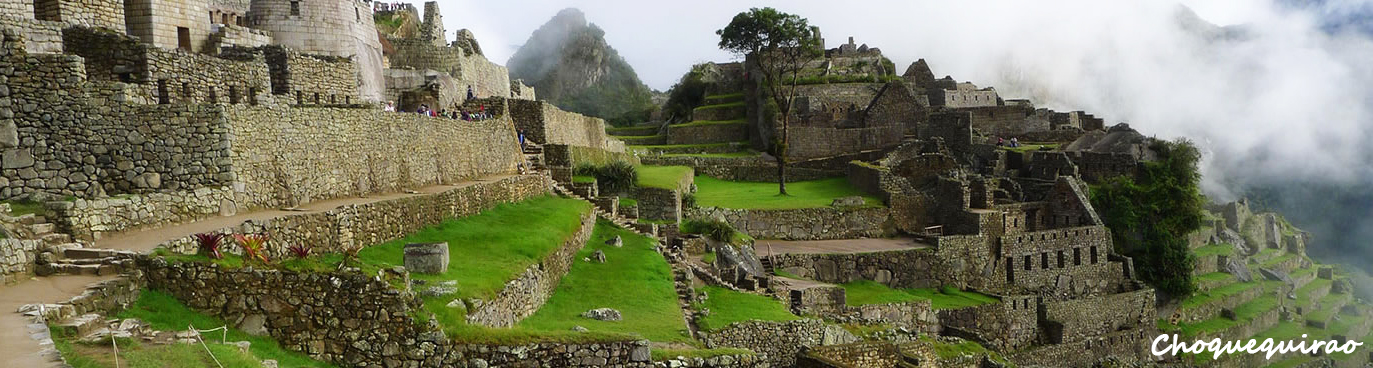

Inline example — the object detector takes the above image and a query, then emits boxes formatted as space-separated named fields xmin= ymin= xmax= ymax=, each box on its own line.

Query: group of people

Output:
xmin=995 ymin=137 xmax=1021 ymax=148
xmin=383 ymin=101 xmax=494 ymax=121
xmin=378 ymin=86 xmax=491 ymax=121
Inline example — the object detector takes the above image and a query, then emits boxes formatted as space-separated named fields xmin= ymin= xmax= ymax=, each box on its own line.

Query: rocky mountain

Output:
xmin=507 ymin=8 xmax=655 ymax=125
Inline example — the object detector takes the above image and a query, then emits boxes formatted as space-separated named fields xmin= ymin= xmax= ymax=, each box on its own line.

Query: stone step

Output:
xmin=40 ymin=232 xmax=71 ymax=244
xmin=63 ymin=248 xmax=121 ymax=259
xmin=52 ymin=313 xmax=106 ymax=338
xmin=28 ymin=222 xmax=55 ymax=235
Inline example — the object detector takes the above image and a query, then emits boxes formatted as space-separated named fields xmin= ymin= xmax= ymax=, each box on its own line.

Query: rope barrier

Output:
xmin=189 ymin=324 xmax=229 ymax=368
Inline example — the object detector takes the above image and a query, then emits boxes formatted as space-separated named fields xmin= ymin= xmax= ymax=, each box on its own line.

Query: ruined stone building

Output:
xmin=379 ymin=1 xmax=535 ymax=112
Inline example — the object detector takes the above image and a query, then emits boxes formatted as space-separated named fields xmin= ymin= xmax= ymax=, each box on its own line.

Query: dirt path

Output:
xmin=754 ymin=238 xmax=930 ymax=256
xmin=0 ymin=275 xmax=115 ymax=367
xmin=94 ymin=175 xmax=514 ymax=253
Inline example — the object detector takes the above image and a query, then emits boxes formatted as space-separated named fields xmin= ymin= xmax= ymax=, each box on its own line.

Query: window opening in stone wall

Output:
xmin=1090 ymin=246 xmax=1098 ymax=264
xmin=207 ymin=87 xmax=216 ymax=103
xmin=1023 ymin=255 xmax=1031 ymax=271
xmin=1074 ymin=248 xmax=1081 ymax=266
xmin=1006 ymin=257 xmax=1015 ymax=283
xmin=229 ymin=86 xmax=240 ymax=104
xmin=177 ymin=27 xmax=192 ymax=51
xmin=119 ymin=73 xmax=133 ymax=83
xmin=248 ymin=88 xmax=258 ymax=105
xmin=296 ymin=91 xmax=303 ymax=105
xmin=209 ymin=11 xmax=215 ymax=23
xmin=344 ymin=96 xmax=350 ymax=104
xmin=330 ymin=94 xmax=336 ymax=104
xmin=182 ymin=83 xmax=192 ymax=101
xmin=290 ymin=0 xmax=300 ymax=16
xmin=314 ymin=92 xmax=320 ymax=104
xmin=157 ymin=80 xmax=170 ymax=104
xmin=1057 ymin=250 xmax=1065 ymax=268
xmin=222 ymin=14 xmax=230 ymax=24
xmin=356 ymin=7 xmax=360 ymax=22
xmin=1041 ymin=253 xmax=1048 ymax=269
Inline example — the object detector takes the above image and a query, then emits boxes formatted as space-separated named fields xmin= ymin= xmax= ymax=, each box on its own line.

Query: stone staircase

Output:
xmin=522 ymin=143 xmax=546 ymax=174
xmin=36 ymin=247 xmax=138 ymax=277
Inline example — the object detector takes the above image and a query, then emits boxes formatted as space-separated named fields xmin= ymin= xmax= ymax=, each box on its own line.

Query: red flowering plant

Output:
xmin=234 ymin=233 xmax=271 ymax=264
xmin=287 ymin=243 xmax=313 ymax=260
xmin=194 ymin=233 xmax=225 ymax=259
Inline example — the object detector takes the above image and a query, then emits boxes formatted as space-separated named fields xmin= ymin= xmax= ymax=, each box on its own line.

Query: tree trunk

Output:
xmin=776 ymin=154 xmax=787 ymax=195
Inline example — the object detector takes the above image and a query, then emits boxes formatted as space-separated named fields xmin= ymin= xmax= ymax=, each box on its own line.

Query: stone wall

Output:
xmin=140 ymin=257 xmax=655 ymax=367
xmin=798 ymin=341 xmax=900 ymax=368
xmin=787 ymin=125 xmax=904 ymax=161
xmin=960 ymin=105 xmax=1036 ymax=138
xmin=637 ymin=187 xmax=682 ymax=223
xmin=386 ymin=37 xmax=511 ymax=99
xmin=666 ymin=122 xmax=749 ymax=145
xmin=936 ymin=294 xmax=1037 ymax=351
xmin=509 ymin=99 xmax=622 ymax=151
xmin=49 ymin=186 xmax=235 ymax=241
xmin=208 ymin=24 xmax=271 ymax=51
xmin=224 ymin=105 xmax=522 ymax=208
xmin=768 ymin=235 xmax=993 ymax=290
xmin=34 ymin=0 xmax=124 ymax=31
xmin=248 ymin=0 xmax=384 ymax=102
xmin=688 ymin=206 xmax=891 ymax=240
xmin=702 ymin=320 xmax=857 ymax=368
xmin=123 ymin=0 xmax=210 ymax=53
xmin=64 ymin=26 xmax=273 ymax=104
xmin=1009 ymin=327 xmax=1154 ymax=367
xmin=1042 ymin=288 xmax=1154 ymax=344
xmin=0 ymin=1 xmax=34 ymax=22
xmin=543 ymin=144 xmax=640 ymax=169
xmin=153 ymin=175 xmax=547 ymax=257
xmin=0 ymin=238 xmax=42 ymax=283
xmin=1067 ymin=151 xmax=1138 ymax=183
xmin=255 ymin=45 xmax=359 ymax=104
xmin=466 ymin=212 xmax=595 ymax=327
xmin=0 ymin=16 xmax=63 ymax=54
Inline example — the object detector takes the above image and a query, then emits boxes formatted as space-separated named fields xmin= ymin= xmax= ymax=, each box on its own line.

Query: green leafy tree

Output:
xmin=1091 ymin=138 xmax=1206 ymax=297
xmin=717 ymin=8 xmax=822 ymax=195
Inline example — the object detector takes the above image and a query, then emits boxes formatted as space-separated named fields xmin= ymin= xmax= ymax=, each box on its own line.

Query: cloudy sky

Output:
xmin=422 ymin=0 xmax=1373 ymax=268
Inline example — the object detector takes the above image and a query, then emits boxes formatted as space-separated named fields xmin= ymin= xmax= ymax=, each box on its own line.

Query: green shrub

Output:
xmin=681 ymin=218 xmax=735 ymax=242
xmin=575 ymin=161 xmax=638 ymax=194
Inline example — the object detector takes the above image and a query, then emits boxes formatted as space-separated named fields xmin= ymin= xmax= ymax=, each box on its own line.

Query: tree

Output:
xmin=1090 ymin=138 xmax=1206 ymax=297
xmin=717 ymin=8 xmax=822 ymax=195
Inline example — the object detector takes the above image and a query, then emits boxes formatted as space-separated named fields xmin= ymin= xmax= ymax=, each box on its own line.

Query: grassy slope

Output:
xmin=696 ymin=286 xmax=800 ymax=331
xmin=693 ymin=176 xmax=881 ymax=210
xmin=520 ymin=220 xmax=690 ymax=343
xmin=672 ymin=119 xmax=746 ymax=128
xmin=636 ymin=166 xmax=693 ymax=190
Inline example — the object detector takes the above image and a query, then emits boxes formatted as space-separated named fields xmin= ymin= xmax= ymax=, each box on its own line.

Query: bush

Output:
xmin=576 ymin=161 xmax=638 ymax=194
xmin=681 ymin=219 xmax=736 ymax=242
xmin=1090 ymin=138 xmax=1204 ymax=297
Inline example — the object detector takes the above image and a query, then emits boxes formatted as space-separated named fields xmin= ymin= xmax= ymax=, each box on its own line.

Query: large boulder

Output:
xmin=581 ymin=308 xmax=622 ymax=321
xmin=404 ymin=242 xmax=449 ymax=274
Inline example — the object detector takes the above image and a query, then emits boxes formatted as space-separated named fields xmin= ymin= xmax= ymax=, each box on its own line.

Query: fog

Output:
xmin=429 ymin=0 xmax=1373 ymax=270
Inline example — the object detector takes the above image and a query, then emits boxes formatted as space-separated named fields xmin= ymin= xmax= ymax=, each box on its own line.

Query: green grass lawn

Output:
xmin=2 ymin=200 xmax=47 ymax=216
xmin=618 ymin=198 xmax=638 ymax=207
xmin=49 ymin=289 xmax=334 ymax=368
xmin=696 ymin=286 xmax=800 ymax=331
xmin=661 ymin=151 xmax=759 ymax=158
xmin=629 ymin=142 xmax=746 ymax=151
xmin=353 ymin=196 xmax=596 ymax=343
xmin=920 ymin=336 xmax=1013 ymax=365
xmin=842 ymin=281 xmax=1000 ymax=310
xmin=1306 ymin=293 xmax=1351 ymax=323
xmin=1179 ymin=280 xmax=1261 ymax=310
xmin=693 ymin=101 xmax=745 ymax=111
xmin=672 ymin=119 xmax=746 ymax=128
xmin=1000 ymin=143 xmax=1060 ymax=153
xmin=703 ymin=93 xmax=744 ymax=102
xmin=637 ymin=166 xmax=693 ymax=190
xmin=1194 ymin=243 xmax=1235 ymax=258
xmin=692 ymin=176 xmax=881 ymax=210
xmin=1167 ymin=293 xmax=1282 ymax=337
xmin=573 ymin=175 xmax=597 ymax=184
xmin=520 ymin=220 xmax=691 ymax=343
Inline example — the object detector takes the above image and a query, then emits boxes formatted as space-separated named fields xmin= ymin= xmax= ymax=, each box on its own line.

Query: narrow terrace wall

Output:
xmin=224 ymin=106 xmax=522 ymax=208
xmin=643 ymin=155 xmax=839 ymax=182
xmin=767 ymin=235 xmax=993 ymax=290
xmin=466 ymin=212 xmax=595 ymax=327
xmin=140 ymin=257 xmax=654 ymax=367
xmin=936 ymin=295 xmax=1037 ymax=351
xmin=0 ymin=238 xmax=42 ymax=283
xmin=1009 ymin=327 xmax=1154 ymax=367
xmin=702 ymin=320 xmax=857 ymax=368
xmin=51 ymin=186 xmax=235 ymax=241
xmin=154 ymin=175 xmax=547 ymax=257
xmin=508 ymin=99 xmax=622 ymax=151
xmin=688 ymin=206 xmax=891 ymax=240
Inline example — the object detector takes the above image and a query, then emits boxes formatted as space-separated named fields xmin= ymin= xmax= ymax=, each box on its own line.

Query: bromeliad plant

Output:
xmin=194 ymin=233 xmax=225 ymax=259
xmin=234 ymin=233 xmax=271 ymax=264
xmin=287 ymin=243 xmax=313 ymax=260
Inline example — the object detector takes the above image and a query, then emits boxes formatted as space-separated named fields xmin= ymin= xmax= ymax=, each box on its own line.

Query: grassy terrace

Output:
xmin=672 ymin=119 xmax=746 ymax=128
xmin=1 ymin=200 xmax=47 ymax=216
xmin=1165 ymin=293 xmax=1282 ymax=337
xmin=1194 ymin=243 xmax=1235 ymax=258
xmin=693 ymin=176 xmax=881 ymax=210
xmin=661 ymin=151 xmax=759 ymax=159
xmin=352 ymin=196 xmax=599 ymax=342
xmin=999 ymin=143 xmax=1060 ymax=153
xmin=629 ymin=142 xmax=747 ymax=152
xmin=1262 ymin=252 xmax=1298 ymax=267
xmin=53 ymin=290 xmax=333 ymax=368
xmin=696 ymin=286 xmax=801 ymax=331
xmin=1306 ymin=292 xmax=1351 ymax=323
xmin=1179 ymin=280 xmax=1261 ymax=310
xmin=637 ymin=165 xmax=693 ymax=190
xmin=842 ymin=281 xmax=1000 ymax=310
xmin=703 ymin=92 xmax=744 ymax=102
xmin=692 ymin=101 xmax=745 ymax=111
xmin=573 ymin=175 xmax=597 ymax=184
xmin=920 ymin=336 xmax=1014 ymax=366
xmin=1195 ymin=272 xmax=1235 ymax=290
xmin=520 ymin=220 xmax=691 ymax=343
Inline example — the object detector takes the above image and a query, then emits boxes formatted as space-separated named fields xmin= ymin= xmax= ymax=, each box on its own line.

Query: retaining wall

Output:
xmin=688 ymin=206 xmax=890 ymax=240
xmin=466 ymin=212 xmax=595 ymax=327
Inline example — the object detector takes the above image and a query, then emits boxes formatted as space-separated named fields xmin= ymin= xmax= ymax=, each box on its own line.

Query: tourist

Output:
xmin=416 ymin=104 xmax=429 ymax=116
xmin=997 ymin=137 xmax=1004 ymax=147
xmin=461 ymin=110 xmax=470 ymax=121
xmin=384 ymin=101 xmax=396 ymax=112
xmin=467 ymin=85 xmax=475 ymax=101
xmin=1010 ymin=137 xmax=1020 ymax=147
xmin=518 ymin=129 xmax=526 ymax=151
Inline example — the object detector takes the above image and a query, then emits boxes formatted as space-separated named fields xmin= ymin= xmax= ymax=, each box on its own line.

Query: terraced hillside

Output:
xmin=1158 ymin=200 xmax=1373 ymax=367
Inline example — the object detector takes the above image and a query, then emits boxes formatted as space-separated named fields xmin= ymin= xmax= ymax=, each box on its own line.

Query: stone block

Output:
xmin=403 ymin=242 xmax=449 ymax=274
